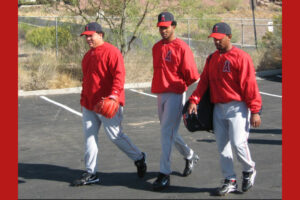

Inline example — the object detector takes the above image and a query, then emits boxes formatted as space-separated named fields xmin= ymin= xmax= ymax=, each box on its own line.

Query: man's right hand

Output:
xmin=188 ymin=103 xmax=197 ymax=115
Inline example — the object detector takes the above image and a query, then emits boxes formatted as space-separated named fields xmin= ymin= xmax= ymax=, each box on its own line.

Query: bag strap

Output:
xmin=207 ymin=53 xmax=213 ymax=64
xmin=206 ymin=53 xmax=213 ymax=83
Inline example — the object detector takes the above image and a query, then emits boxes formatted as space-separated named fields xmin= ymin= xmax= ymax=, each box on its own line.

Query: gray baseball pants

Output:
xmin=82 ymin=106 xmax=143 ymax=174
xmin=157 ymin=92 xmax=194 ymax=175
xmin=213 ymin=101 xmax=255 ymax=180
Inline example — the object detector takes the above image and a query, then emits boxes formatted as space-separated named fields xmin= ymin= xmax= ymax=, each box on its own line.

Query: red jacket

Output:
xmin=80 ymin=42 xmax=125 ymax=110
xmin=151 ymin=38 xmax=200 ymax=94
xmin=189 ymin=46 xmax=262 ymax=113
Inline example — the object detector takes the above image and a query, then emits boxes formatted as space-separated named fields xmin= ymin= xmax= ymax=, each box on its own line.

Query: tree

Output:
xmin=62 ymin=0 xmax=159 ymax=56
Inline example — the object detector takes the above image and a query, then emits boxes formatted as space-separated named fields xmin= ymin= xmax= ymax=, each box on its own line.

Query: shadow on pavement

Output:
xmin=196 ymin=139 xmax=215 ymax=143
xmin=19 ymin=163 xmax=82 ymax=184
xmin=250 ymin=128 xmax=282 ymax=135
xmin=259 ymin=75 xmax=282 ymax=83
xmin=248 ymin=138 xmax=282 ymax=145
xmin=18 ymin=163 xmax=216 ymax=194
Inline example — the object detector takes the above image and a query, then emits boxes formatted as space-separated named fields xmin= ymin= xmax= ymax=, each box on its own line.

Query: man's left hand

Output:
xmin=250 ymin=113 xmax=261 ymax=128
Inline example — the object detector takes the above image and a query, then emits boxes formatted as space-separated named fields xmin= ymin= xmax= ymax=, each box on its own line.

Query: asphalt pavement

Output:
xmin=18 ymin=75 xmax=282 ymax=199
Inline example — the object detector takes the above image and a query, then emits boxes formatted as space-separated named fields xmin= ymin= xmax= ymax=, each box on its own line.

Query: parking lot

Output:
xmin=18 ymin=75 xmax=282 ymax=199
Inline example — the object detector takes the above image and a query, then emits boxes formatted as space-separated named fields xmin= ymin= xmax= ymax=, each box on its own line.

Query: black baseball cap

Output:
xmin=80 ymin=22 xmax=103 ymax=36
xmin=208 ymin=22 xmax=231 ymax=39
xmin=157 ymin=12 xmax=174 ymax=27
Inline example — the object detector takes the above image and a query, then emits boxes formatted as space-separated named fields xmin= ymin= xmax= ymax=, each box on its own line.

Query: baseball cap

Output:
xmin=80 ymin=22 xmax=103 ymax=36
xmin=157 ymin=12 xmax=174 ymax=27
xmin=208 ymin=22 xmax=231 ymax=39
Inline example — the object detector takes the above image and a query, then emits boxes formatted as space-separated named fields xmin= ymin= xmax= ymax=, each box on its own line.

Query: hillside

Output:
xmin=18 ymin=0 xmax=282 ymax=20
xmin=18 ymin=0 xmax=282 ymax=91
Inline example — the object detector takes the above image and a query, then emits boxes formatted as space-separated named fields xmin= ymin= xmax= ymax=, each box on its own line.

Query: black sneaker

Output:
xmin=183 ymin=153 xmax=199 ymax=176
xmin=216 ymin=179 xmax=238 ymax=196
xmin=242 ymin=170 xmax=256 ymax=192
xmin=71 ymin=172 xmax=100 ymax=186
xmin=135 ymin=152 xmax=147 ymax=178
xmin=153 ymin=173 xmax=170 ymax=191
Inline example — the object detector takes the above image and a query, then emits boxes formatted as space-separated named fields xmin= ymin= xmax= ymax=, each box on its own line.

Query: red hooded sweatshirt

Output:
xmin=151 ymin=38 xmax=200 ymax=94
xmin=189 ymin=46 xmax=262 ymax=113
xmin=80 ymin=42 xmax=125 ymax=110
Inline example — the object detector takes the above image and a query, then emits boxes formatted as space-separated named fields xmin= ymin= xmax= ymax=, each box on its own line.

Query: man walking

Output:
xmin=188 ymin=22 xmax=262 ymax=196
xmin=151 ymin=12 xmax=200 ymax=191
xmin=72 ymin=22 xmax=147 ymax=186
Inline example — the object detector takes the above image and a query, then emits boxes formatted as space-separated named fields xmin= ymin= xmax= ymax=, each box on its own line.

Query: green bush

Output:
xmin=25 ymin=26 xmax=72 ymax=49
xmin=36 ymin=0 xmax=51 ymax=4
xmin=18 ymin=0 xmax=37 ymax=5
xmin=19 ymin=0 xmax=53 ymax=5
xmin=18 ymin=23 xmax=35 ymax=40
xmin=197 ymin=18 xmax=221 ymax=40
xmin=62 ymin=0 xmax=77 ymax=6
xmin=258 ymin=14 xmax=282 ymax=70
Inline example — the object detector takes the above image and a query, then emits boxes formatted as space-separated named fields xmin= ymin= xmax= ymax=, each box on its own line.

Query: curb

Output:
xmin=18 ymin=82 xmax=152 ymax=97
xmin=256 ymin=69 xmax=281 ymax=77
xmin=18 ymin=69 xmax=281 ymax=97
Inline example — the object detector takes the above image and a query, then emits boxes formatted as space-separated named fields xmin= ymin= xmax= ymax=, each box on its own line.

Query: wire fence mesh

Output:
xmin=18 ymin=15 xmax=281 ymax=89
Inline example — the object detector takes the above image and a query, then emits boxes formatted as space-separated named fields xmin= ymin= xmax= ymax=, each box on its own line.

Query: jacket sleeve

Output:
xmin=180 ymin=46 xmax=200 ymax=86
xmin=189 ymin=57 xmax=210 ymax=104
xmin=108 ymin=50 xmax=125 ymax=98
xmin=238 ymin=53 xmax=262 ymax=113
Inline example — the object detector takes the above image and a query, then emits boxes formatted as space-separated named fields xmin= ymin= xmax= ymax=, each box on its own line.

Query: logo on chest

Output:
xmin=165 ymin=50 xmax=172 ymax=62
xmin=223 ymin=60 xmax=231 ymax=72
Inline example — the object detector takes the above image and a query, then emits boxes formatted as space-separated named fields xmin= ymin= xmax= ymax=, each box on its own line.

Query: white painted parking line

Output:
xmin=130 ymin=89 xmax=282 ymax=99
xmin=40 ymin=96 xmax=82 ymax=117
xmin=129 ymin=89 xmax=157 ymax=98
xmin=259 ymin=92 xmax=282 ymax=98
xmin=40 ymin=89 xmax=281 ymax=118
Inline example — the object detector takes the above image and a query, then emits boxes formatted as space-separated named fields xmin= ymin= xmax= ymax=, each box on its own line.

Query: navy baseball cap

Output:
xmin=209 ymin=22 xmax=231 ymax=39
xmin=80 ymin=22 xmax=103 ymax=36
xmin=157 ymin=12 xmax=174 ymax=27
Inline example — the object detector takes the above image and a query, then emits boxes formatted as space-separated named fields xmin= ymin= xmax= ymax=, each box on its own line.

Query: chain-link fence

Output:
xmin=18 ymin=15 xmax=279 ymax=53
xmin=18 ymin=15 xmax=281 ymax=89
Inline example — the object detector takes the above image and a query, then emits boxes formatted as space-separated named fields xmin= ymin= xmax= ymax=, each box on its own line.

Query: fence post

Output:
xmin=55 ymin=17 xmax=58 ymax=58
xmin=241 ymin=19 xmax=244 ymax=48
xmin=251 ymin=0 xmax=258 ymax=49
xmin=187 ymin=18 xmax=191 ymax=47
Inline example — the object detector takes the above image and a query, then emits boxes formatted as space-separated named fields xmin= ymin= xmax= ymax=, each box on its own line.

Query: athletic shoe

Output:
xmin=72 ymin=172 xmax=100 ymax=186
xmin=153 ymin=173 xmax=170 ymax=191
xmin=183 ymin=153 xmax=199 ymax=176
xmin=135 ymin=152 xmax=147 ymax=178
xmin=216 ymin=179 xmax=238 ymax=196
xmin=242 ymin=169 xmax=256 ymax=192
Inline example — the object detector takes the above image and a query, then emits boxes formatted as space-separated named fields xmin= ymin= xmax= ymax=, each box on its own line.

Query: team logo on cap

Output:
xmin=161 ymin=15 xmax=165 ymax=21
xmin=213 ymin=26 xmax=218 ymax=33
xmin=85 ymin=26 xmax=89 ymax=31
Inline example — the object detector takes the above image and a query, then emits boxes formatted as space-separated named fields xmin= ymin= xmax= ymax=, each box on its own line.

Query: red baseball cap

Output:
xmin=208 ymin=22 xmax=231 ymax=39
xmin=80 ymin=22 xmax=103 ymax=36
xmin=157 ymin=12 xmax=174 ymax=27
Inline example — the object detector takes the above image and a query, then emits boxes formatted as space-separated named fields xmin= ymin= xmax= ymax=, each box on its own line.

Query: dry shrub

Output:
xmin=124 ymin=50 xmax=153 ymax=83
xmin=18 ymin=52 xmax=57 ymax=90
xmin=217 ymin=0 xmax=243 ymax=11
xmin=48 ymin=73 xmax=81 ymax=89
xmin=18 ymin=66 xmax=33 ymax=91
xmin=18 ymin=49 xmax=81 ymax=91
xmin=245 ymin=49 xmax=264 ymax=70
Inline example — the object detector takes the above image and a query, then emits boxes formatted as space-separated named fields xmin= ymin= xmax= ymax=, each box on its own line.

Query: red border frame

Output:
xmin=9 ymin=1 xmax=289 ymax=199
xmin=282 ymin=1 xmax=296 ymax=200
xmin=1 ymin=1 xmax=18 ymax=199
